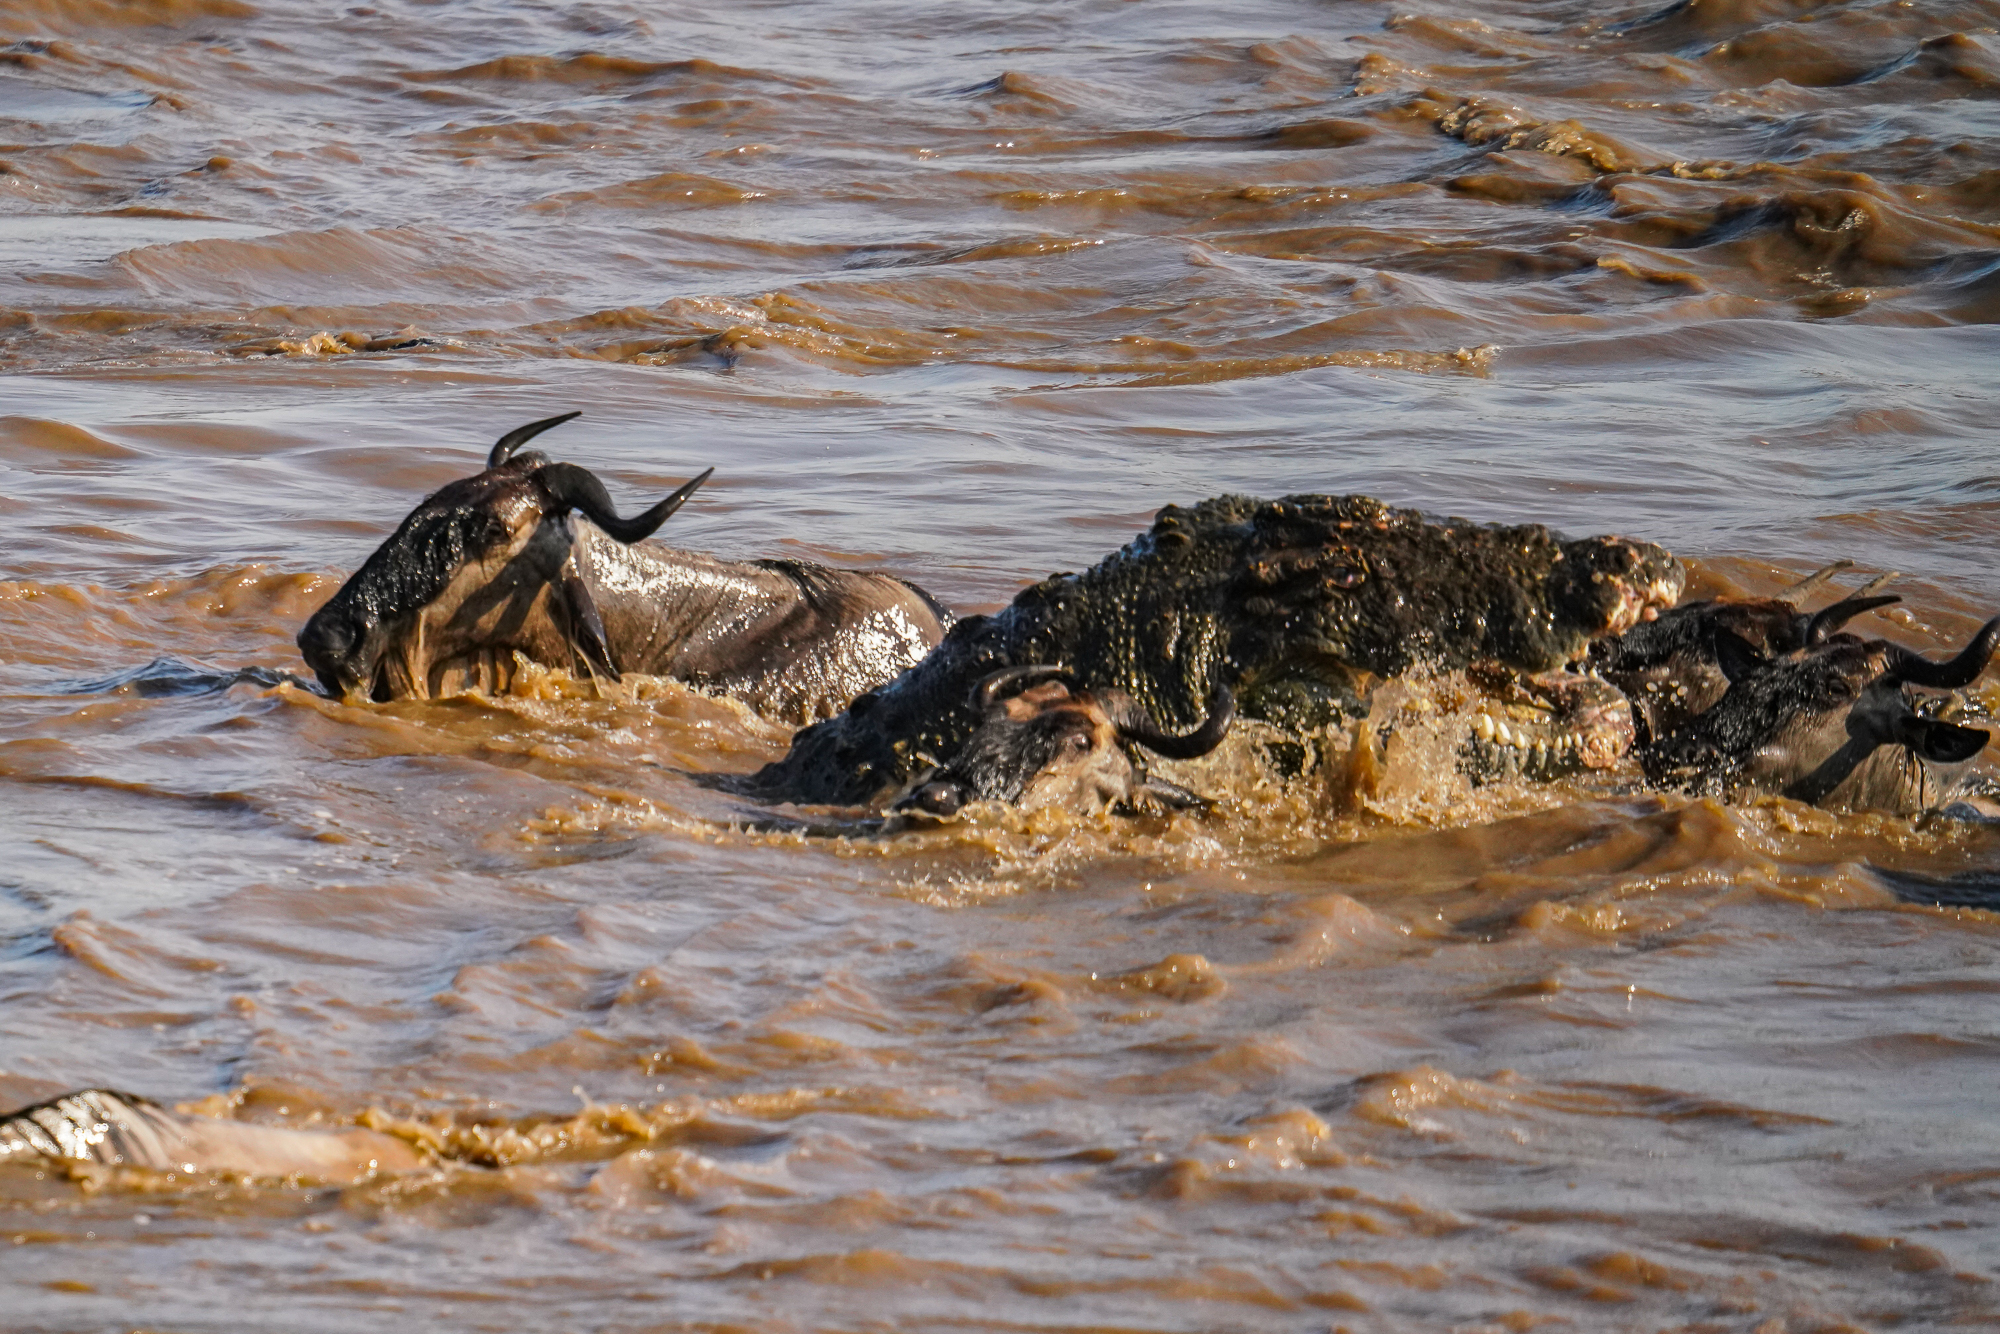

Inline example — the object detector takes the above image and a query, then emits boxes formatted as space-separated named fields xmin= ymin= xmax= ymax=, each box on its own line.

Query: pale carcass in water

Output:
xmin=0 ymin=1089 xmax=422 ymax=1181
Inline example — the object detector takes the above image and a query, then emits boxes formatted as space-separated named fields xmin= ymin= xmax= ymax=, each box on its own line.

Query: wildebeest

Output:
xmin=1591 ymin=560 xmax=1901 ymax=745
xmin=1640 ymin=613 xmax=2000 ymax=813
xmin=297 ymin=412 xmax=952 ymax=723
xmin=0 ymin=1088 xmax=422 ymax=1180
xmin=894 ymin=665 xmax=1236 ymax=818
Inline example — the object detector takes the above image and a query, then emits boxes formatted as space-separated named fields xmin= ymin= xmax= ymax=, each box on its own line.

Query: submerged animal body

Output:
xmin=298 ymin=414 xmax=951 ymax=723
xmin=0 ymin=1089 xmax=422 ymax=1180
xmin=748 ymin=493 xmax=1684 ymax=807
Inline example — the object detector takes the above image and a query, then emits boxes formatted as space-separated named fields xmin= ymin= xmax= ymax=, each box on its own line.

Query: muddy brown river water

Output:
xmin=4 ymin=0 xmax=2000 ymax=1330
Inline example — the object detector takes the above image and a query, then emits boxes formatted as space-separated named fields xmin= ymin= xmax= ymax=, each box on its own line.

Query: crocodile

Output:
xmin=743 ymin=492 xmax=1683 ymax=807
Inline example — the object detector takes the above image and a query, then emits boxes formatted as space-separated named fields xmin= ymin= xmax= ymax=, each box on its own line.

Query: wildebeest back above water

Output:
xmin=297 ymin=414 xmax=952 ymax=723
xmin=748 ymin=493 xmax=1684 ymax=807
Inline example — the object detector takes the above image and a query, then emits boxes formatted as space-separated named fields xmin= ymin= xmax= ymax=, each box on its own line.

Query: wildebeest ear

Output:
xmin=1713 ymin=629 xmax=1768 ymax=684
xmin=1897 ymin=716 xmax=1990 ymax=764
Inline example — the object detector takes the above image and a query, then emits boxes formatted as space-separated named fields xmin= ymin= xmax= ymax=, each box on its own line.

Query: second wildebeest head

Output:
xmin=896 ymin=665 xmax=1236 ymax=819
xmin=1592 ymin=560 xmax=1901 ymax=744
xmin=298 ymin=412 xmax=710 ymax=700
xmin=1641 ymin=615 xmax=2000 ymax=813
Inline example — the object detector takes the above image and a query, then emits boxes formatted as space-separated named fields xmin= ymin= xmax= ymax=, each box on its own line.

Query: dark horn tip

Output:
xmin=488 ymin=410 xmax=582 ymax=470
xmin=1804 ymin=594 xmax=1902 ymax=646
xmin=1888 ymin=613 xmax=2000 ymax=690
xmin=537 ymin=461 xmax=711 ymax=545
xmin=622 ymin=467 xmax=713 ymax=543
xmin=1117 ymin=683 xmax=1235 ymax=761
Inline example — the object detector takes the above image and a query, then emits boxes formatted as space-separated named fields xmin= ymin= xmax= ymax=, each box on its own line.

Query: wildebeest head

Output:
xmin=896 ymin=665 xmax=1236 ymax=818
xmin=298 ymin=412 xmax=711 ymax=700
xmin=1592 ymin=560 xmax=1901 ymax=744
xmin=1642 ymin=615 xmax=2000 ymax=813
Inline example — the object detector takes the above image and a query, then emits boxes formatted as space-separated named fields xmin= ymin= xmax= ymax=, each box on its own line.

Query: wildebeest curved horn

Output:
xmin=1775 ymin=559 xmax=1852 ymax=601
xmin=972 ymin=663 xmax=1074 ymax=710
xmin=488 ymin=411 xmax=582 ymax=469
xmin=1851 ymin=571 xmax=1899 ymax=600
xmin=1885 ymin=615 xmax=2000 ymax=689
xmin=1804 ymin=594 xmax=1901 ymax=646
xmin=535 ymin=462 xmax=714 ymax=544
xmin=1113 ymin=684 xmax=1235 ymax=760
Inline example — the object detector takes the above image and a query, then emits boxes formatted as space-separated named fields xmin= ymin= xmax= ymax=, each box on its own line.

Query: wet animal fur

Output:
xmin=298 ymin=415 xmax=951 ymax=722
xmin=895 ymin=671 xmax=1233 ymax=818
xmin=1640 ymin=624 xmax=1998 ymax=813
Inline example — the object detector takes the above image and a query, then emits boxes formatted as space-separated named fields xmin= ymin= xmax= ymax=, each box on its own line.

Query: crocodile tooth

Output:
xmin=1474 ymin=713 xmax=1496 ymax=741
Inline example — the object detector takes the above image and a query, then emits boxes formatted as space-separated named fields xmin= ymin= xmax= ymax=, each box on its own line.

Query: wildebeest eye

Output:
xmin=910 ymin=781 xmax=964 ymax=816
xmin=1062 ymin=731 xmax=1091 ymax=753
